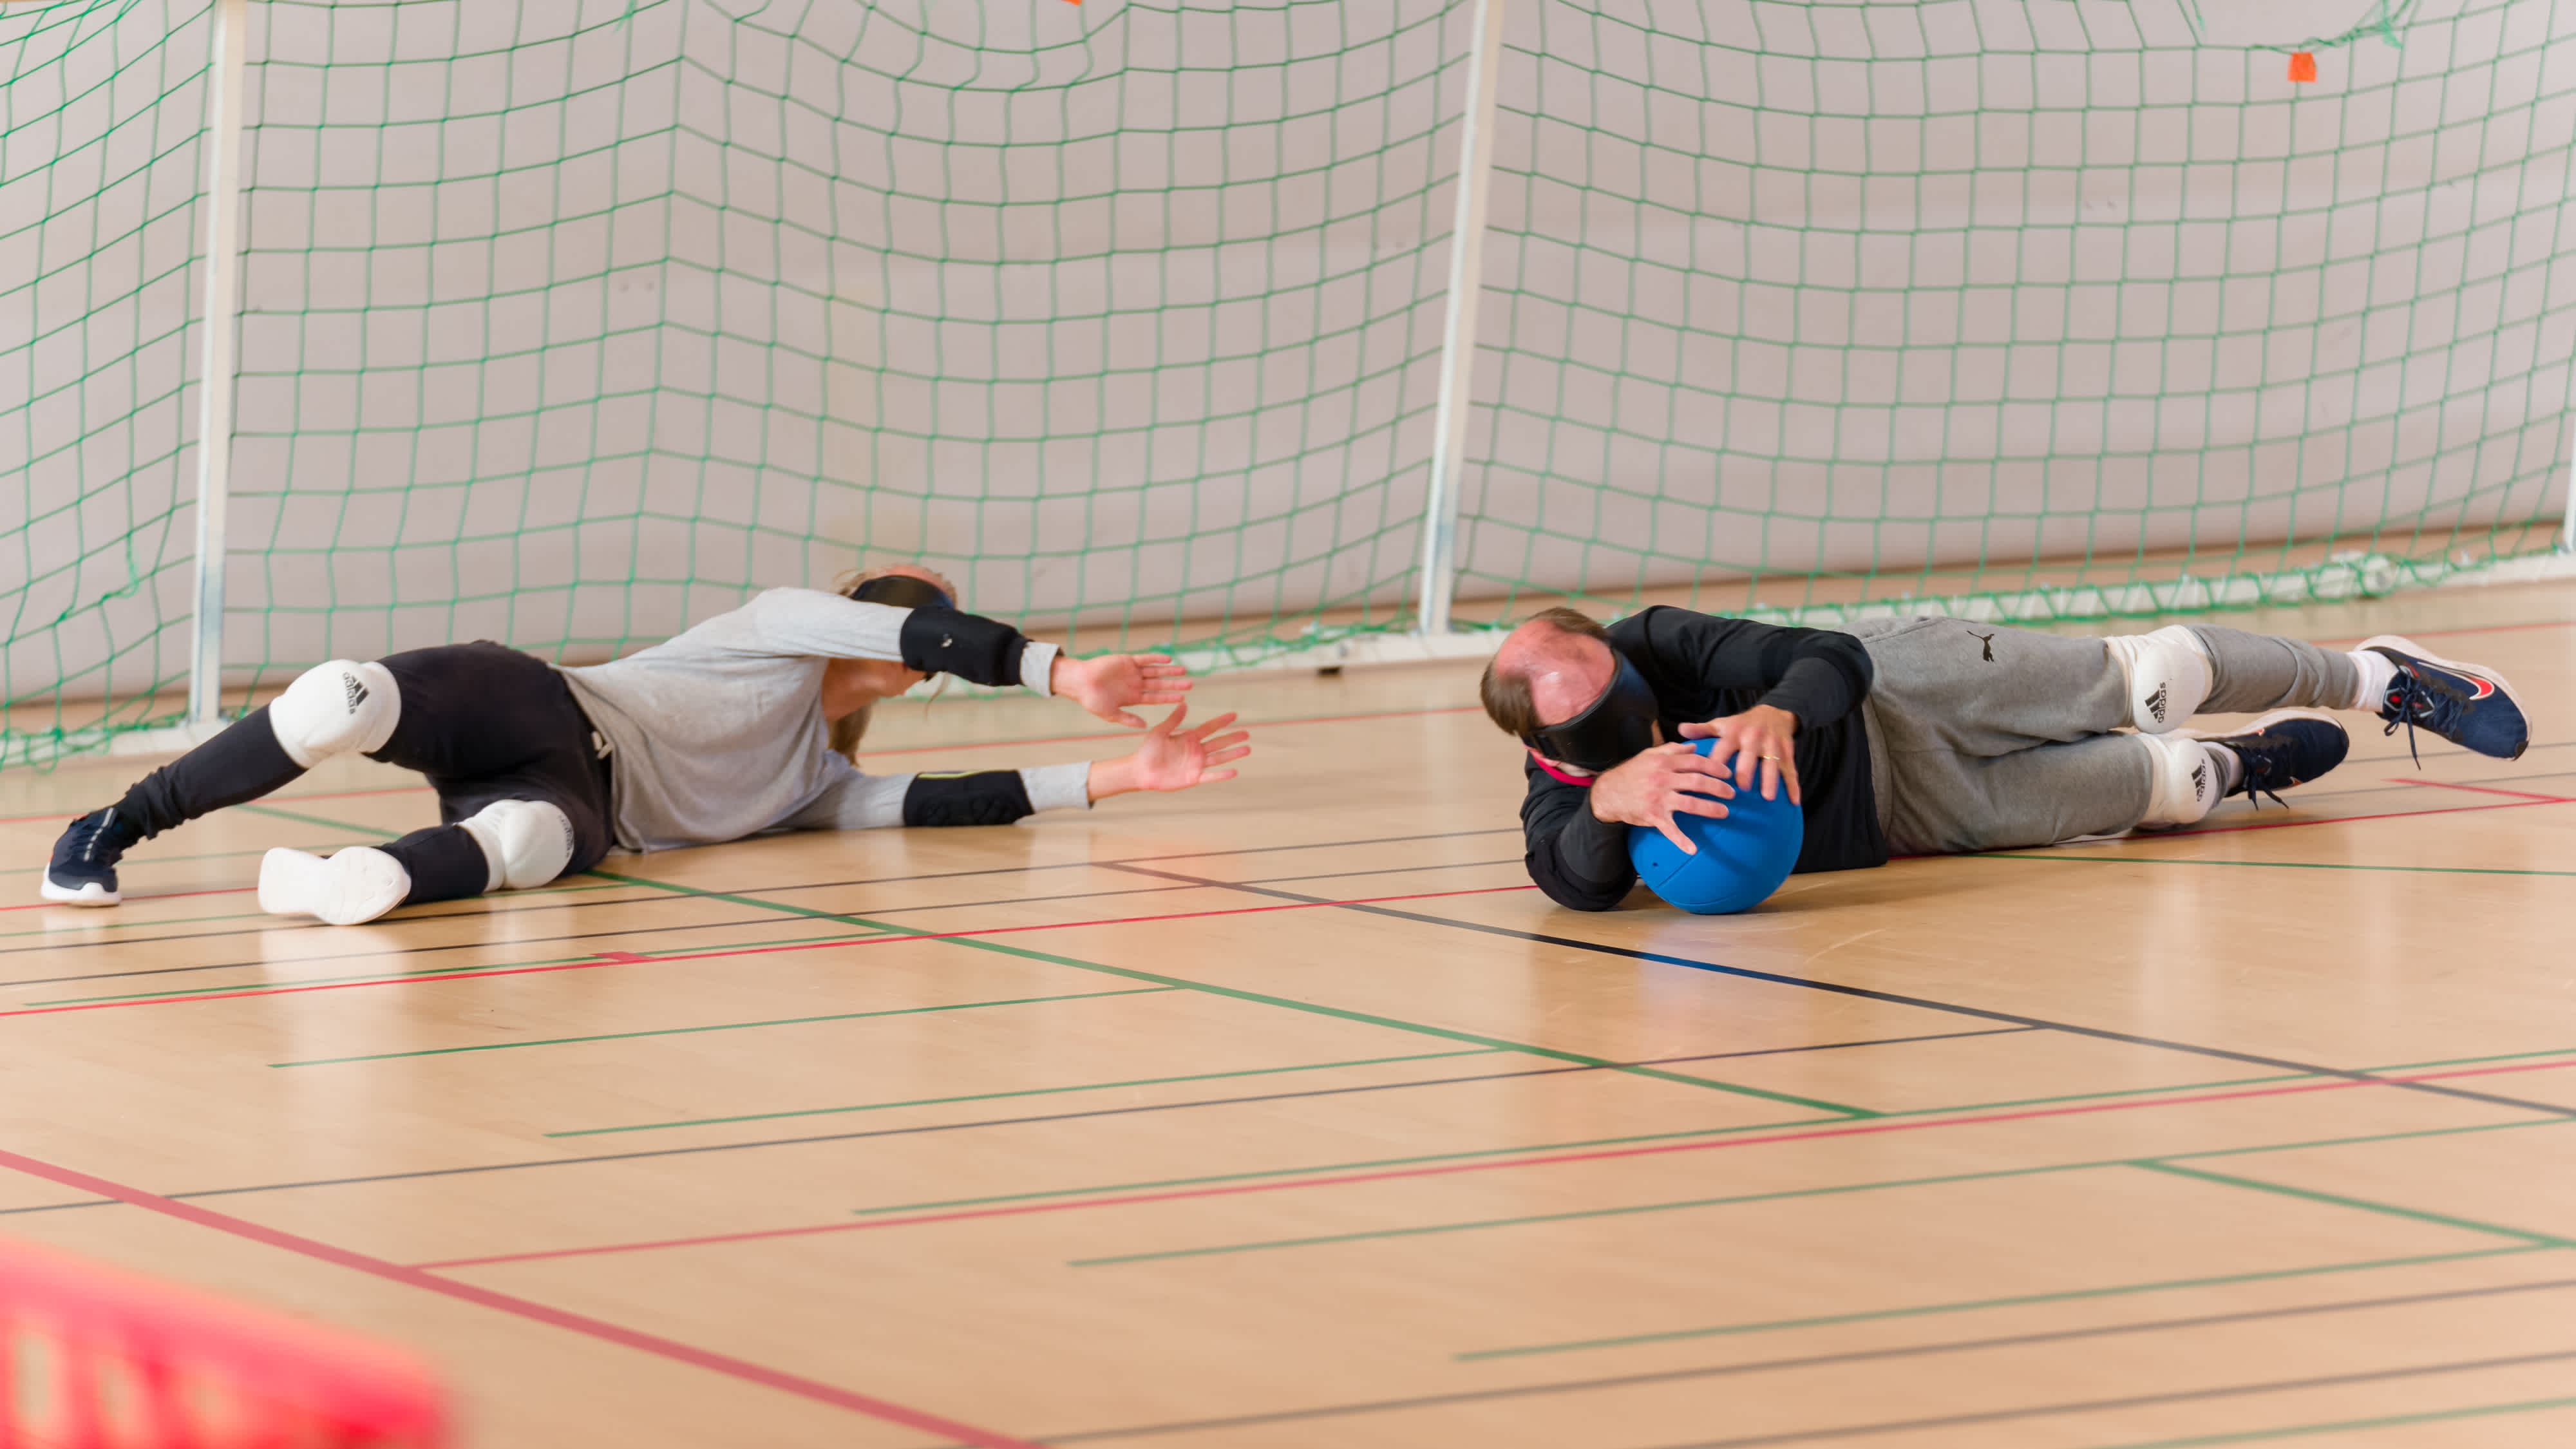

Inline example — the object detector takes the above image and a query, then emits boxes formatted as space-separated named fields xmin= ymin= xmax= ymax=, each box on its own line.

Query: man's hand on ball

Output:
xmin=1582 ymin=741 xmax=1736 ymax=855
xmin=1052 ymin=652 xmax=1191 ymax=728
xmin=1679 ymin=705 xmax=1802 ymax=804
xmin=1088 ymin=707 xmax=1249 ymax=800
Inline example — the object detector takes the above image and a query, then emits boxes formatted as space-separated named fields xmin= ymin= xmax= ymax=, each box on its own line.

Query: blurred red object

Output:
xmin=0 ymin=1236 xmax=447 ymax=1448
xmin=2288 ymin=51 xmax=2318 ymax=82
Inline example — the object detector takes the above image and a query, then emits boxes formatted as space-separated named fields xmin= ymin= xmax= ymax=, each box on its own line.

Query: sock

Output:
xmin=2205 ymin=739 xmax=2245 ymax=795
xmin=2347 ymin=650 xmax=2398 ymax=712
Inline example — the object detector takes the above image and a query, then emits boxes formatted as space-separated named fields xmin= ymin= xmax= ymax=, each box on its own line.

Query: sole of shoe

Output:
xmin=2360 ymin=634 xmax=2530 ymax=759
xmin=38 ymin=878 xmax=118 ymax=907
xmin=315 ymin=847 xmax=411 ymax=926
xmin=260 ymin=846 xmax=412 ymax=925
xmin=257 ymin=848 xmax=329 ymax=918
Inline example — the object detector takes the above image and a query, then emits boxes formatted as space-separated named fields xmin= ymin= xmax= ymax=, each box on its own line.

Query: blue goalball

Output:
xmin=1625 ymin=737 xmax=1805 ymax=914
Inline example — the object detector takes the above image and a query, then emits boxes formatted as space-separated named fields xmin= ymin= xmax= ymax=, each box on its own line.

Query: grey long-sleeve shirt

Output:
xmin=557 ymin=588 xmax=1090 ymax=852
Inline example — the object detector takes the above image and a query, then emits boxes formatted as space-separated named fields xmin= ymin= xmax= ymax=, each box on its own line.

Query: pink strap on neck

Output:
xmin=1531 ymin=756 xmax=1596 ymax=787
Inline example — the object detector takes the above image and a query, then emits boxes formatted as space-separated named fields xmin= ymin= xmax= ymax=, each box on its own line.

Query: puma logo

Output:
xmin=343 ymin=675 xmax=370 ymax=713
xmin=2144 ymin=684 xmax=2168 ymax=724
xmin=1967 ymin=630 xmax=1996 ymax=661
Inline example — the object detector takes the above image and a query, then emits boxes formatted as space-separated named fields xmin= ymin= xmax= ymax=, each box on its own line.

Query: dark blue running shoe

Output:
xmin=2363 ymin=634 xmax=2530 ymax=762
xmin=2186 ymin=709 xmax=2349 ymax=810
xmin=43 ymin=808 xmax=140 ymax=906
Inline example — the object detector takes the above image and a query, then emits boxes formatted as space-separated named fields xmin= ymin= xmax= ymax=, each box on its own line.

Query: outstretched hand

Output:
xmin=1052 ymin=652 xmax=1191 ymax=728
xmin=1678 ymin=704 xmax=1801 ymax=804
xmin=1089 ymin=706 xmax=1251 ymax=800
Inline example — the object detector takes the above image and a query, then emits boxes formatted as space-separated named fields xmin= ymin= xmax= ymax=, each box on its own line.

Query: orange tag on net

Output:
xmin=2287 ymin=51 xmax=2317 ymax=82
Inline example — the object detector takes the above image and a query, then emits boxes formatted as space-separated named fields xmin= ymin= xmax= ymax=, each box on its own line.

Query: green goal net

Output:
xmin=3 ymin=0 xmax=2571 ymax=766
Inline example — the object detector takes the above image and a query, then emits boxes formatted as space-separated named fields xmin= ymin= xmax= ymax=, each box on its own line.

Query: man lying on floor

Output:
xmin=1480 ymin=606 xmax=2528 ymax=910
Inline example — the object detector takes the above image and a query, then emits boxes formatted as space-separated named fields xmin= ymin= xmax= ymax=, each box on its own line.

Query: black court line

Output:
xmin=669 ymin=826 xmax=1527 ymax=901
xmin=0 ymin=887 xmax=686 ymax=967
xmin=0 ymin=1030 xmax=2029 ymax=1217
xmin=1101 ymin=864 xmax=2576 ymax=1122
xmin=1029 ymin=1272 xmax=2576 ymax=1442
xmin=2 ymin=826 xmax=1517 ymax=972
xmin=1612 ymin=1347 xmax=2576 ymax=1448
xmin=0 ymin=858 xmax=1526 ymax=994
xmin=0 ymin=902 xmax=806 ymax=989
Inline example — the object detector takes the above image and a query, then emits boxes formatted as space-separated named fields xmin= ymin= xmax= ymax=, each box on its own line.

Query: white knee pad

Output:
xmin=456 ymin=799 xmax=574 ymax=892
xmin=269 ymin=659 xmax=401 ymax=768
xmin=2136 ymin=733 xmax=2226 ymax=828
xmin=2103 ymin=626 xmax=2212 ymax=734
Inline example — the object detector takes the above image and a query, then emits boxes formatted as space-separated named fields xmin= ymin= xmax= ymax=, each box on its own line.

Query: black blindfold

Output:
xmin=1521 ymin=652 xmax=1660 ymax=773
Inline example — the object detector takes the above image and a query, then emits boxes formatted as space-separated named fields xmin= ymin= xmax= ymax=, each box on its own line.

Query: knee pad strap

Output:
xmin=2104 ymin=626 xmax=2213 ymax=734
xmin=456 ymin=799 xmax=575 ymax=892
xmin=269 ymin=660 xmax=401 ymax=769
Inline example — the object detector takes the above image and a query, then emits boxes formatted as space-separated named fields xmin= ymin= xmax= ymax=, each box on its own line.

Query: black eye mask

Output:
xmin=1521 ymin=652 xmax=1660 ymax=773
xmin=846 ymin=575 xmax=954 ymax=611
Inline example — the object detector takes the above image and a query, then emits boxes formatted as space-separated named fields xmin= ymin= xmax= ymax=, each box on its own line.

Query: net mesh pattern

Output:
xmin=3 ymin=0 xmax=2571 ymax=765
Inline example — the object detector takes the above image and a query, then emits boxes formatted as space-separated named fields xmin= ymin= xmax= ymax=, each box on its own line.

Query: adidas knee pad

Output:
xmin=2103 ymin=625 xmax=2212 ymax=734
xmin=269 ymin=660 xmax=401 ymax=768
xmin=456 ymin=799 xmax=574 ymax=892
xmin=2136 ymin=733 xmax=2224 ymax=827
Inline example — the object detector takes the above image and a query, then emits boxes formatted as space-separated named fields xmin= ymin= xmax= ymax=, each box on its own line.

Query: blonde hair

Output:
xmin=827 ymin=562 xmax=961 ymax=763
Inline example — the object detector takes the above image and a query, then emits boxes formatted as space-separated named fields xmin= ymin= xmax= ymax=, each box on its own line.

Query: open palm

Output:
xmin=1127 ymin=706 xmax=1249 ymax=791
xmin=1058 ymin=653 xmax=1192 ymax=728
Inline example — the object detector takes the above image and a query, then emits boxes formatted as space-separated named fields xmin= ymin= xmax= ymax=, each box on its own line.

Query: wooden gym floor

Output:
xmin=3 ymin=583 xmax=2573 ymax=1449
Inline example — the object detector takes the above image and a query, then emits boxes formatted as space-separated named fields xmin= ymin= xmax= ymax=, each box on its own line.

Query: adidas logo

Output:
xmin=342 ymin=675 xmax=370 ymax=713
xmin=2189 ymin=761 xmax=2210 ymax=801
xmin=2143 ymin=684 xmax=2168 ymax=724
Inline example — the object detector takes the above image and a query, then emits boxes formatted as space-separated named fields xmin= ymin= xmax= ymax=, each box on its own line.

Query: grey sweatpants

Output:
xmin=1848 ymin=618 xmax=2360 ymax=855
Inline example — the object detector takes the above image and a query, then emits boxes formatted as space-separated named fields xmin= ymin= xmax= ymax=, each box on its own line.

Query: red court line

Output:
xmin=0 ymin=884 xmax=1539 ymax=1019
xmin=0 ymin=886 xmax=257 ymax=913
xmin=2315 ymin=618 xmax=2576 ymax=647
xmin=2150 ymin=795 xmax=2566 ymax=839
xmin=0 ymin=1144 xmax=1045 ymax=1448
xmin=413 ymin=1053 xmax=2576 ymax=1273
xmin=0 ymin=784 xmax=431 ymax=829
xmin=2388 ymin=777 xmax=2576 ymax=803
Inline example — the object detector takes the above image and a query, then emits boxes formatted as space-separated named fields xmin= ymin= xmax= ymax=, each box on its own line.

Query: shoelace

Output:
xmin=2378 ymin=671 xmax=2450 ymax=767
xmin=2231 ymin=746 xmax=2287 ymax=811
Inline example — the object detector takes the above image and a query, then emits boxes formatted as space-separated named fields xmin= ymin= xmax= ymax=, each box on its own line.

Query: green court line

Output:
xmin=2136 ymin=1161 xmax=2576 ymax=1247
xmin=238 ymin=804 xmax=402 ymax=837
xmin=23 ymin=926 xmax=895 ymax=1005
xmin=857 ymin=1091 xmax=2575 ymax=1226
xmin=544 ymin=1047 xmax=1509 ymax=1137
xmin=2093 ymin=1394 xmax=2576 ymax=1448
xmin=851 ymin=1117 xmax=1843 ymax=1218
xmin=1453 ymin=1245 xmax=2557 ymax=1362
xmin=1067 ymin=1115 xmax=2576 ymax=1269
xmin=1070 ymin=1159 xmax=2124 ymax=1266
xmin=584 ymin=866 xmax=1879 ymax=1118
xmin=1976 ymin=853 xmax=2576 ymax=879
xmin=267 ymin=987 xmax=1186 ymax=1067
xmin=2 ymin=880 xmax=642 ymax=945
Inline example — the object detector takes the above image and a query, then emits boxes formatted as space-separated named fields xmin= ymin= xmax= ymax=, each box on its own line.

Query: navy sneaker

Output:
xmin=2186 ymin=709 xmax=2349 ymax=810
xmin=43 ymin=808 xmax=141 ymax=906
xmin=2362 ymin=634 xmax=2530 ymax=762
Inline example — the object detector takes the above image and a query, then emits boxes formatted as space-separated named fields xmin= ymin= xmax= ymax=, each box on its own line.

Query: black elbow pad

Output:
xmin=898 ymin=609 xmax=1028 ymax=687
xmin=902 ymin=770 xmax=1036 ymax=827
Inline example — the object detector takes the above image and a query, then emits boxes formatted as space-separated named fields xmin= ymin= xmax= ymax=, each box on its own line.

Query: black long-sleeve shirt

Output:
xmin=1520 ymin=607 xmax=1886 ymax=911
